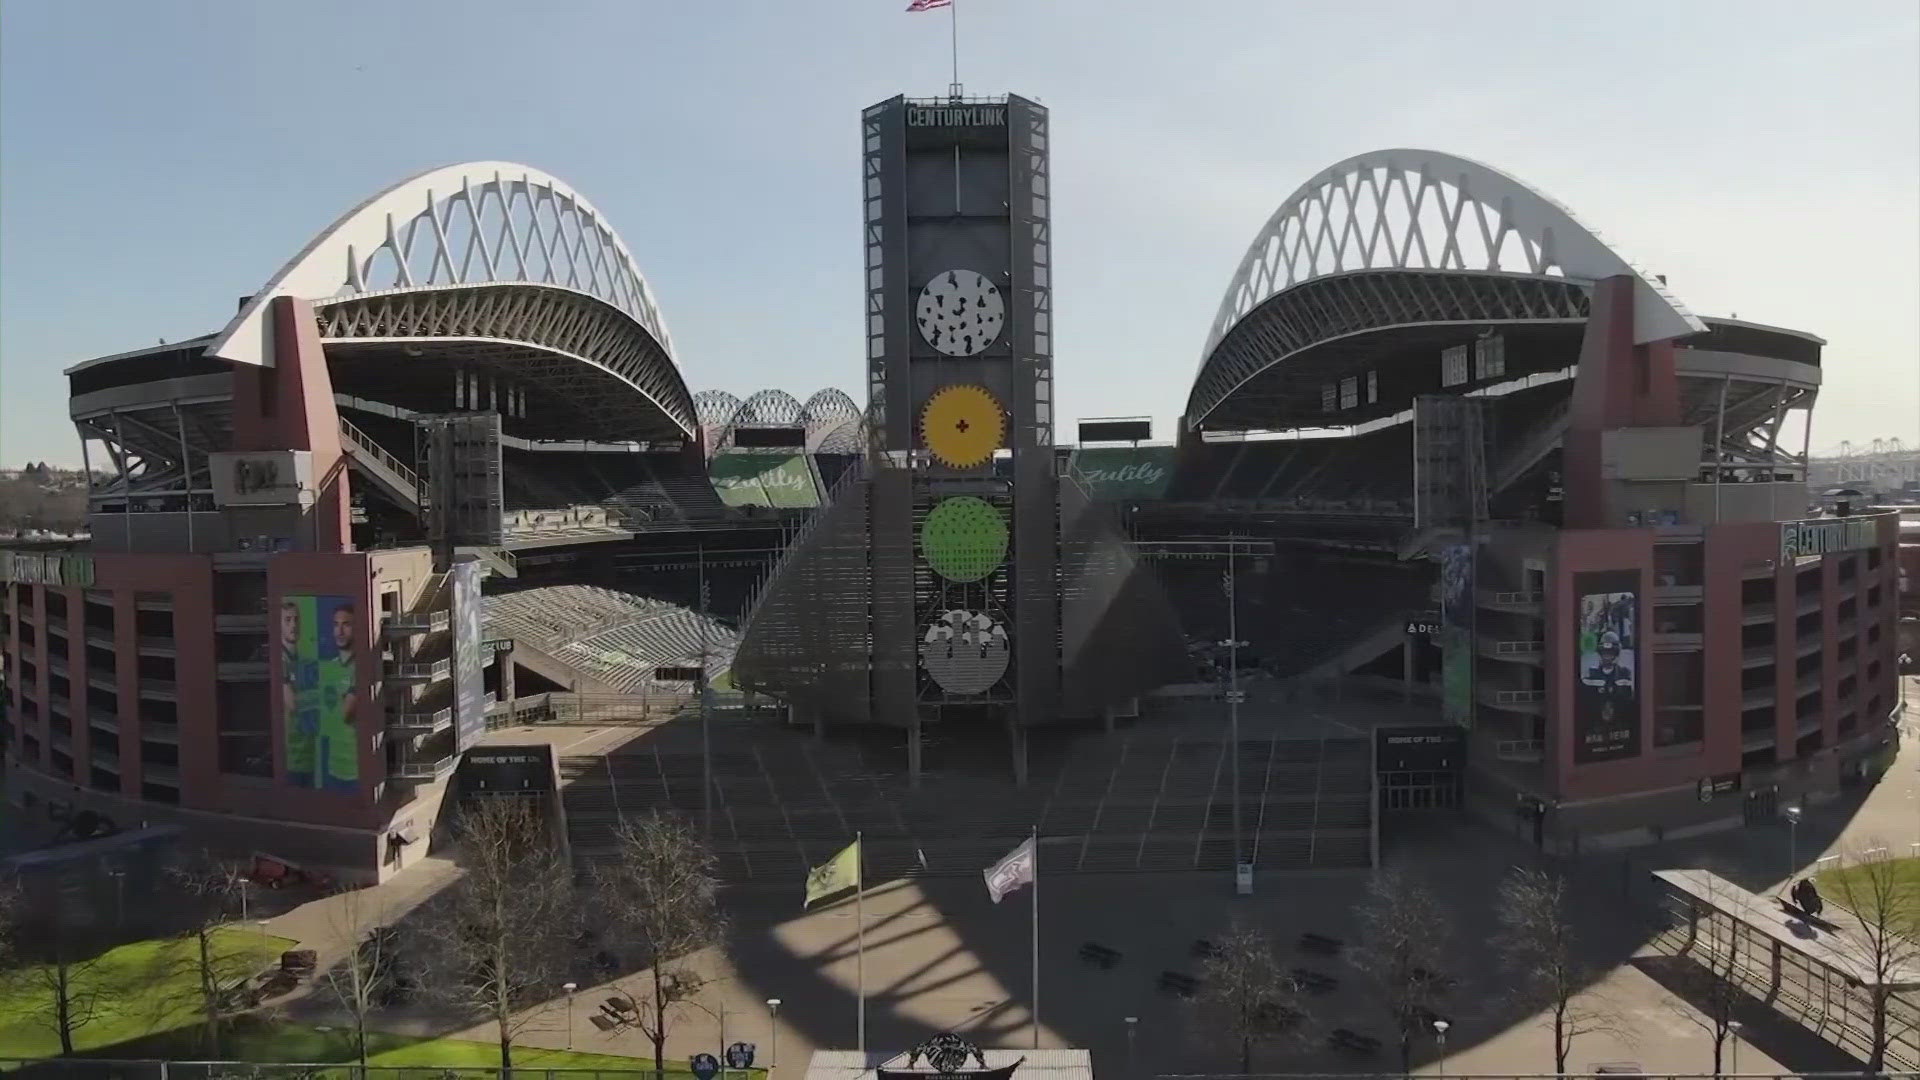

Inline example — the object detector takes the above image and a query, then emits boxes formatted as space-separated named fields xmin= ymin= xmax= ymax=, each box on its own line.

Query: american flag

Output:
xmin=906 ymin=0 xmax=951 ymax=10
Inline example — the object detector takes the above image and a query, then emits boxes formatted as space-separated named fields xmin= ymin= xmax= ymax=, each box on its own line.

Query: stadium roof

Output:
xmin=203 ymin=162 xmax=696 ymax=443
xmin=1187 ymin=148 xmax=1707 ymax=430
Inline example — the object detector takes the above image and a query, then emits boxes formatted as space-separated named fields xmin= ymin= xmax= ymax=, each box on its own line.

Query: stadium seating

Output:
xmin=1165 ymin=427 xmax=1414 ymax=518
xmin=484 ymin=586 xmax=737 ymax=695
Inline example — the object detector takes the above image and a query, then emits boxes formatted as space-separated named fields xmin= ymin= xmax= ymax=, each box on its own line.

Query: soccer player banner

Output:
xmin=1573 ymin=571 xmax=1640 ymax=764
xmin=279 ymin=594 xmax=363 ymax=790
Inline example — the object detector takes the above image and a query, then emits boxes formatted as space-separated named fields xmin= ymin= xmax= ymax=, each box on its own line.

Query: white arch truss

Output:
xmin=209 ymin=161 xmax=675 ymax=369
xmin=1201 ymin=149 xmax=1703 ymax=371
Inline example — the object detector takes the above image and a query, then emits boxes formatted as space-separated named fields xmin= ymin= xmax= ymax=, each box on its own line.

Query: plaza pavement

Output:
xmin=256 ymin=678 xmax=1920 ymax=1076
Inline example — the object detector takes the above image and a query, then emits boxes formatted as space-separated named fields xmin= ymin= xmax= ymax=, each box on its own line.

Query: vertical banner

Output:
xmin=1573 ymin=570 xmax=1640 ymax=764
xmin=1439 ymin=543 xmax=1474 ymax=728
xmin=452 ymin=560 xmax=487 ymax=751
xmin=280 ymin=594 xmax=362 ymax=791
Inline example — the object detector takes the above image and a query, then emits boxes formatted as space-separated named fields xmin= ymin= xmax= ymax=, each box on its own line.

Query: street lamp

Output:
xmin=1728 ymin=1019 xmax=1742 ymax=1074
xmin=681 ymin=999 xmax=730 ymax=1079
xmin=766 ymin=998 xmax=781 ymax=1075
xmin=1784 ymin=804 xmax=1803 ymax=878
xmin=562 ymin=982 xmax=578 ymax=1051
xmin=1124 ymin=1016 xmax=1138 ymax=1079
xmin=1432 ymin=1019 xmax=1450 ymax=1078
xmin=1221 ymin=549 xmax=1249 ymax=891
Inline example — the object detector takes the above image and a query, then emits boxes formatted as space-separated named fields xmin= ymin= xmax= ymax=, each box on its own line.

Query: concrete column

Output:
xmin=1009 ymin=715 xmax=1029 ymax=788
xmin=1102 ymin=705 xmax=1116 ymax=734
xmin=499 ymin=647 xmax=516 ymax=703
xmin=908 ymin=712 xmax=923 ymax=789
xmin=1402 ymin=641 xmax=1415 ymax=704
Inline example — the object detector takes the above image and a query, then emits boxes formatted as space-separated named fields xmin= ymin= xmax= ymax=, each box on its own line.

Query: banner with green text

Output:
xmin=709 ymin=452 xmax=820 ymax=509
xmin=1068 ymin=446 xmax=1175 ymax=501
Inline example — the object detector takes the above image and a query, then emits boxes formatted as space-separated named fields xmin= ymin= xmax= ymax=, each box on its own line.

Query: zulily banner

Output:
xmin=1069 ymin=446 xmax=1174 ymax=501
xmin=709 ymin=452 xmax=820 ymax=509
xmin=1438 ymin=543 xmax=1474 ymax=728
xmin=1574 ymin=570 xmax=1641 ymax=764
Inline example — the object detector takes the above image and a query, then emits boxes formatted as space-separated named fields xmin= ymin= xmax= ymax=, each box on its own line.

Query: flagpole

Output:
xmin=1030 ymin=825 xmax=1040 ymax=1049
xmin=949 ymin=0 xmax=960 ymax=97
xmin=856 ymin=831 xmax=866 ymax=1058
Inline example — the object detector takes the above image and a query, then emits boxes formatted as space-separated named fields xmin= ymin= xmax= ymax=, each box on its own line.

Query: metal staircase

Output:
xmin=339 ymin=418 xmax=421 ymax=512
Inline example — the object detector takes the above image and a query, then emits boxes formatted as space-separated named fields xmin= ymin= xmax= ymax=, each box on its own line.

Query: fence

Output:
xmin=4 ymin=1067 xmax=1912 ymax=1080
xmin=485 ymin=691 xmax=781 ymax=729
xmin=0 ymin=1066 xmax=763 ymax=1080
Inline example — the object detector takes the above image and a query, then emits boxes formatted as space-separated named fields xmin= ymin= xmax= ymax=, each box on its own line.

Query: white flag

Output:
xmin=984 ymin=837 xmax=1036 ymax=904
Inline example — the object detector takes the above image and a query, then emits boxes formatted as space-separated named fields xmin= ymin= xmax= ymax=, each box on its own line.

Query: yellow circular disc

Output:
xmin=919 ymin=385 xmax=1004 ymax=469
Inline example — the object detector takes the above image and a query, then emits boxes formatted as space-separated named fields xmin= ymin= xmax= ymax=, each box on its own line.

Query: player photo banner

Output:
xmin=1573 ymin=570 xmax=1640 ymax=764
xmin=279 ymin=594 xmax=362 ymax=791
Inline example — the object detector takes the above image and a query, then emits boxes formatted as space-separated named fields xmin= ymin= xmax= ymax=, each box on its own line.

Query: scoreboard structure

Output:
xmin=863 ymin=94 xmax=1059 ymax=771
xmin=731 ymin=94 xmax=1185 ymax=785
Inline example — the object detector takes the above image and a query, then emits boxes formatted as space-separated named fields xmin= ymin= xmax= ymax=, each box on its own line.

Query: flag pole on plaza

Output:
xmin=856 ymin=830 xmax=866 ymax=1056
xmin=803 ymin=835 xmax=866 ymax=1055
xmin=1029 ymin=824 xmax=1040 ymax=1048
xmin=984 ymin=828 xmax=1041 ymax=1047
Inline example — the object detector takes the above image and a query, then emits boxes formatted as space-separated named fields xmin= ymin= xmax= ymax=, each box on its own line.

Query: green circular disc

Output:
xmin=920 ymin=496 xmax=1008 ymax=583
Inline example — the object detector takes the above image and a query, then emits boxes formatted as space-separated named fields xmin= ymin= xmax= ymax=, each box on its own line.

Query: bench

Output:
xmin=1328 ymin=1028 xmax=1381 ymax=1055
xmin=1290 ymin=967 xmax=1339 ymax=994
xmin=1157 ymin=971 xmax=1201 ymax=997
xmin=1298 ymin=932 xmax=1343 ymax=956
xmin=1078 ymin=942 xmax=1122 ymax=969
xmin=280 ymin=949 xmax=318 ymax=974
xmin=1191 ymin=938 xmax=1223 ymax=959
xmin=1412 ymin=966 xmax=1455 ymax=991
xmin=1255 ymin=1002 xmax=1304 ymax=1031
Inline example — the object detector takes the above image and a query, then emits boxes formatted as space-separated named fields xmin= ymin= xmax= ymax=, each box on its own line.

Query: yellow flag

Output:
xmin=805 ymin=838 xmax=862 ymax=908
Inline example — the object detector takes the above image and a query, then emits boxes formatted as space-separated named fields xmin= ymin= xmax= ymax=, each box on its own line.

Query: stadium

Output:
xmin=0 ymin=117 xmax=1902 ymax=893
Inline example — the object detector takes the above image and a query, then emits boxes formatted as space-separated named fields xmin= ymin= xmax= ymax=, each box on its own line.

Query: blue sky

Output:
xmin=2 ymin=0 xmax=1915 ymax=466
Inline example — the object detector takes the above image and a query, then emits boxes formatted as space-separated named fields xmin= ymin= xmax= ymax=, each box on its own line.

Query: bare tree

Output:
xmin=1192 ymin=923 xmax=1311 ymax=1073
xmin=412 ymin=797 xmax=577 ymax=1074
xmin=593 ymin=810 xmax=727 ymax=1079
xmin=1493 ymin=867 xmax=1629 ymax=1073
xmin=0 ymin=874 xmax=21 ymax=975
xmin=1351 ymin=868 xmax=1453 ymax=1073
xmin=158 ymin=852 xmax=267 ymax=1057
xmin=13 ymin=906 xmax=115 ymax=1054
xmin=320 ymin=887 xmax=398 ymax=1066
xmin=1822 ymin=842 xmax=1920 ymax=1074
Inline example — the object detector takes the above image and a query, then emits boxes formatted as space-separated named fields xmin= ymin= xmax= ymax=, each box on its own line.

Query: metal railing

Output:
xmin=736 ymin=453 xmax=869 ymax=636
xmin=385 ymin=658 xmax=450 ymax=680
xmin=338 ymin=417 xmax=421 ymax=494
xmin=0 ymin=1062 xmax=763 ymax=1080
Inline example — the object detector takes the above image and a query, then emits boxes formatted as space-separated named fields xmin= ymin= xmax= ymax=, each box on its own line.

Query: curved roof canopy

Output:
xmin=207 ymin=161 xmax=694 ymax=439
xmin=1189 ymin=149 xmax=1706 ymax=427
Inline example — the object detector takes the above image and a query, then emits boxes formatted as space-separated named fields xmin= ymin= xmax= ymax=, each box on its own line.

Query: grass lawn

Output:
xmin=168 ymin=1020 xmax=752 ymax=1074
xmin=1813 ymin=854 xmax=1920 ymax=930
xmin=0 ymin=927 xmax=296 ymax=1058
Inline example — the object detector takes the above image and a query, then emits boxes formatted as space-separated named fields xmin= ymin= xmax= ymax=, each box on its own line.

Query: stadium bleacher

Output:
xmin=1167 ymin=426 xmax=1414 ymax=517
xmin=485 ymin=585 xmax=737 ymax=694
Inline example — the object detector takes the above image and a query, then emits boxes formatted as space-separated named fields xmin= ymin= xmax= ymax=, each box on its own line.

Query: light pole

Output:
xmin=1124 ymin=1016 xmax=1138 ymax=1079
xmin=1222 ymin=548 xmax=1247 ymax=889
xmin=1728 ymin=1019 xmax=1742 ymax=1075
xmin=562 ymin=982 xmax=577 ymax=1051
xmin=1432 ymin=1019 xmax=1449 ymax=1077
xmin=766 ymin=998 xmax=781 ymax=1076
xmin=682 ymin=999 xmax=730 ymax=1079
xmin=107 ymin=867 xmax=125 ymax=930
xmin=1784 ymin=804 xmax=1803 ymax=879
